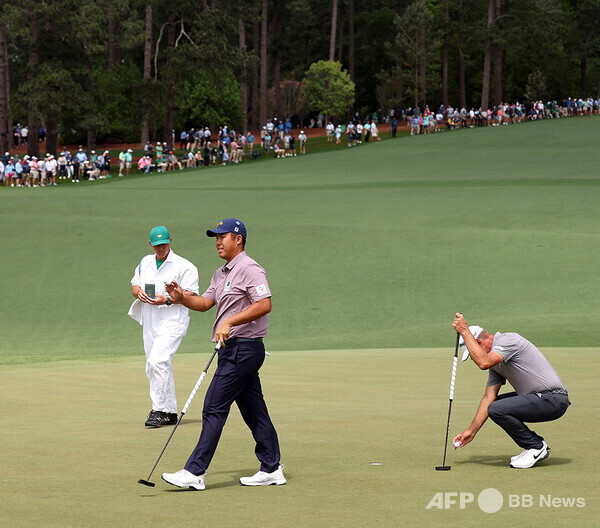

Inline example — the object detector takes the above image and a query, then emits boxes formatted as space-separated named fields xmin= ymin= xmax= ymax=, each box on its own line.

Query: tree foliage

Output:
xmin=0 ymin=0 xmax=598 ymax=152
xmin=302 ymin=60 xmax=355 ymax=119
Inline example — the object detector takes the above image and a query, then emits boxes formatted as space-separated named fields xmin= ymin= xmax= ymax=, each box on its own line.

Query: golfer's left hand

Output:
xmin=453 ymin=313 xmax=469 ymax=335
xmin=215 ymin=322 xmax=232 ymax=347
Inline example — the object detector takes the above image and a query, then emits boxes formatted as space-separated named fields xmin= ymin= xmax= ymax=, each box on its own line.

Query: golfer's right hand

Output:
xmin=453 ymin=313 xmax=468 ymax=335
xmin=165 ymin=281 xmax=183 ymax=302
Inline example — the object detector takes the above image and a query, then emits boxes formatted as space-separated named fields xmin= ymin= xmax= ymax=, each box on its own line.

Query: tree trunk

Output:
xmin=329 ymin=0 xmax=338 ymax=61
xmin=259 ymin=0 xmax=268 ymax=128
xmin=27 ymin=0 xmax=39 ymax=158
xmin=46 ymin=115 xmax=58 ymax=156
xmin=337 ymin=14 xmax=344 ymax=63
xmin=348 ymin=0 xmax=354 ymax=81
xmin=458 ymin=0 xmax=466 ymax=109
xmin=0 ymin=4 xmax=9 ymax=155
xmin=273 ymin=51 xmax=282 ymax=120
xmin=163 ymin=10 xmax=177 ymax=148
xmin=481 ymin=0 xmax=494 ymax=111
xmin=140 ymin=3 xmax=152 ymax=146
xmin=348 ymin=0 xmax=355 ymax=119
xmin=580 ymin=56 xmax=587 ymax=95
xmin=239 ymin=15 xmax=248 ymax=134
xmin=442 ymin=0 xmax=449 ymax=108
xmin=418 ymin=0 xmax=426 ymax=108
xmin=108 ymin=1 xmax=117 ymax=71
xmin=492 ymin=0 xmax=502 ymax=105
xmin=251 ymin=14 xmax=259 ymax=130
xmin=86 ymin=67 xmax=96 ymax=152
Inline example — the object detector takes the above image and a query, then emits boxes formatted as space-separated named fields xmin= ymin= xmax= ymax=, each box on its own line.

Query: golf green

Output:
xmin=0 ymin=116 xmax=598 ymax=526
xmin=1 ymin=349 xmax=597 ymax=527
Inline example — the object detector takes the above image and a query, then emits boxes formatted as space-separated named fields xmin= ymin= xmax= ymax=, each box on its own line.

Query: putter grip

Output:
xmin=448 ymin=356 xmax=458 ymax=400
xmin=182 ymin=372 xmax=206 ymax=414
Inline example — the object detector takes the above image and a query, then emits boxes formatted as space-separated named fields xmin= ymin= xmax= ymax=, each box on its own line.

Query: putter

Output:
xmin=436 ymin=332 xmax=460 ymax=471
xmin=138 ymin=342 xmax=221 ymax=487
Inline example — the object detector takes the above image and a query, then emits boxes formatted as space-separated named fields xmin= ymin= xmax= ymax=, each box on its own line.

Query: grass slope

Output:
xmin=1 ymin=117 xmax=599 ymax=363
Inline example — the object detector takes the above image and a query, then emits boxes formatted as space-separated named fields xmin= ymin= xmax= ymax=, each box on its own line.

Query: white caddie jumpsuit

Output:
xmin=128 ymin=250 xmax=199 ymax=413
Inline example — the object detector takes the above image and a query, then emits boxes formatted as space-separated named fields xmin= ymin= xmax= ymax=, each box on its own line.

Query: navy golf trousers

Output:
xmin=184 ymin=339 xmax=281 ymax=476
xmin=487 ymin=391 xmax=571 ymax=449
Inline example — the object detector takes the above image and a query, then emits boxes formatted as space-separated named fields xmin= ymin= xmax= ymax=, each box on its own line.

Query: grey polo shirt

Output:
xmin=487 ymin=332 xmax=567 ymax=395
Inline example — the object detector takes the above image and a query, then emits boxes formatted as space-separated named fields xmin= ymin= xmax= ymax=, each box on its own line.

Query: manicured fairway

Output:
xmin=1 ymin=349 xmax=598 ymax=527
xmin=1 ymin=116 xmax=599 ymax=526
xmin=1 ymin=117 xmax=600 ymax=365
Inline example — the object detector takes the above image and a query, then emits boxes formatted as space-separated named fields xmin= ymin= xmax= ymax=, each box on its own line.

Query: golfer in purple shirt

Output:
xmin=162 ymin=218 xmax=285 ymax=491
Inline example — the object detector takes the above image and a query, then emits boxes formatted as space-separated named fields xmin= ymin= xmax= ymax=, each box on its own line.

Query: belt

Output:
xmin=537 ymin=388 xmax=568 ymax=397
xmin=226 ymin=337 xmax=263 ymax=344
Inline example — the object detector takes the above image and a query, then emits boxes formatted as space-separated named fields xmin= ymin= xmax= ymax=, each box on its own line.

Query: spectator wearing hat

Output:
xmin=298 ymin=131 xmax=307 ymax=154
xmin=118 ymin=149 xmax=126 ymax=176
xmin=5 ymin=158 xmax=14 ymax=186
xmin=101 ymin=150 xmax=111 ymax=178
xmin=58 ymin=152 xmax=67 ymax=180
xmin=124 ymin=149 xmax=133 ymax=176
xmin=30 ymin=157 xmax=39 ymax=187
xmin=47 ymin=155 xmax=58 ymax=186
xmin=167 ymin=150 xmax=182 ymax=171
xmin=76 ymin=148 xmax=87 ymax=180
xmin=21 ymin=156 xmax=31 ymax=187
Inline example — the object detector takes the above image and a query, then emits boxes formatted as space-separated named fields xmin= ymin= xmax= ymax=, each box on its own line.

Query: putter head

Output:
xmin=435 ymin=466 xmax=451 ymax=471
xmin=138 ymin=479 xmax=156 ymax=487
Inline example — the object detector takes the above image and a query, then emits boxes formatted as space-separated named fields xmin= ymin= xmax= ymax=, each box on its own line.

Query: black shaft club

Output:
xmin=138 ymin=343 xmax=220 ymax=487
xmin=436 ymin=332 xmax=460 ymax=471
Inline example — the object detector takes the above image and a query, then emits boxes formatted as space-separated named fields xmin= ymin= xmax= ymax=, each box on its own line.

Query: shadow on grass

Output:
xmin=455 ymin=455 xmax=572 ymax=468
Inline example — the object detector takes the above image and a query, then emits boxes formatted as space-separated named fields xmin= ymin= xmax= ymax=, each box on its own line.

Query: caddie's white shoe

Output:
xmin=510 ymin=441 xmax=550 ymax=469
xmin=240 ymin=464 xmax=286 ymax=486
xmin=162 ymin=469 xmax=205 ymax=490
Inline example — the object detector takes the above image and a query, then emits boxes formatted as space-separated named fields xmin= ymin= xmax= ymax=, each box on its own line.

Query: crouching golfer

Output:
xmin=161 ymin=218 xmax=285 ymax=490
xmin=129 ymin=226 xmax=199 ymax=428
xmin=452 ymin=313 xmax=570 ymax=469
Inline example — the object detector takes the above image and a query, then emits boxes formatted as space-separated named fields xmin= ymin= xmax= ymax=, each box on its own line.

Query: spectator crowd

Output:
xmin=1 ymin=96 xmax=598 ymax=187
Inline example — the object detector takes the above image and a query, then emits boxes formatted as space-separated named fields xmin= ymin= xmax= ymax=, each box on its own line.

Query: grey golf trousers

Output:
xmin=487 ymin=391 xmax=571 ymax=449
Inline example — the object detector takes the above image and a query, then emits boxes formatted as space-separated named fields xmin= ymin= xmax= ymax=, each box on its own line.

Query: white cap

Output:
xmin=127 ymin=149 xmax=132 ymax=152
xmin=459 ymin=325 xmax=484 ymax=361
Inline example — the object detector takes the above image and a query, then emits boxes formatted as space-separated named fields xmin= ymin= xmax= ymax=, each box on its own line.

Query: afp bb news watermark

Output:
xmin=426 ymin=487 xmax=585 ymax=513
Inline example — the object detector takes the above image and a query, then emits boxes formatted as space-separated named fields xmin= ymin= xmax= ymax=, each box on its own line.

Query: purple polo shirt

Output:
xmin=202 ymin=251 xmax=271 ymax=341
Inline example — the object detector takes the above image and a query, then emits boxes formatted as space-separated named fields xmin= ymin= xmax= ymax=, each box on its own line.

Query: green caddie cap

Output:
xmin=149 ymin=226 xmax=171 ymax=246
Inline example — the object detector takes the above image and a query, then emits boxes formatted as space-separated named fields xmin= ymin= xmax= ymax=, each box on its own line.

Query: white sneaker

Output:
xmin=240 ymin=464 xmax=286 ymax=486
xmin=162 ymin=469 xmax=205 ymax=490
xmin=510 ymin=441 xmax=550 ymax=469
xmin=510 ymin=449 xmax=527 ymax=463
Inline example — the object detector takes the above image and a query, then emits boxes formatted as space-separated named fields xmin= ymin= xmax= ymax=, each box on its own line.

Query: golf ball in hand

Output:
xmin=454 ymin=441 xmax=461 ymax=448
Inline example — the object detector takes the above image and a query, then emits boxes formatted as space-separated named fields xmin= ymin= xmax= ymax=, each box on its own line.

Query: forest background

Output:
xmin=0 ymin=0 xmax=598 ymax=156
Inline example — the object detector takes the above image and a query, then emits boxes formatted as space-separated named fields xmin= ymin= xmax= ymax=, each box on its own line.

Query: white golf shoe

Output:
xmin=240 ymin=464 xmax=286 ymax=486
xmin=510 ymin=449 xmax=527 ymax=463
xmin=510 ymin=441 xmax=550 ymax=469
xmin=161 ymin=469 xmax=205 ymax=490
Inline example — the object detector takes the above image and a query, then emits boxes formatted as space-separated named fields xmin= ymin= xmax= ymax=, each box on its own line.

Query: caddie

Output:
xmin=129 ymin=226 xmax=199 ymax=428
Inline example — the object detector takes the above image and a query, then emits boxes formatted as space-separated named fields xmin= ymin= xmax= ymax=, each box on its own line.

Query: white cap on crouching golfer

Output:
xmin=459 ymin=325 xmax=484 ymax=362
